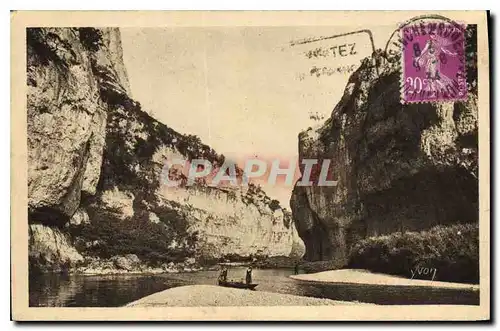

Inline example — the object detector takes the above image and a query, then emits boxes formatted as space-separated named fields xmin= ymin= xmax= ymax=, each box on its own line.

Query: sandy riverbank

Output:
xmin=126 ymin=285 xmax=369 ymax=307
xmin=290 ymin=269 xmax=480 ymax=290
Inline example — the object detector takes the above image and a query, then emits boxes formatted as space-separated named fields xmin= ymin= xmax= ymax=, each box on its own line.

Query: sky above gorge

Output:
xmin=120 ymin=25 xmax=394 ymax=208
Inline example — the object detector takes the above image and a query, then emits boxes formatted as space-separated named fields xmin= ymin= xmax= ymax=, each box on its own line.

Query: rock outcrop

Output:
xmin=29 ymin=224 xmax=84 ymax=272
xmin=291 ymin=40 xmax=478 ymax=263
xmin=27 ymin=28 xmax=109 ymax=227
xmin=85 ymin=89 xmax=304 ymax=265
xmin=27 ymin=27 xmax=303 ymax=272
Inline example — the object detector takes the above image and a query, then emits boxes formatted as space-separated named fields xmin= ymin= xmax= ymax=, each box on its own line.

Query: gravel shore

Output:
xmin=126 ymin=285 xmax=367 ymax=307
xmin=290 ymin=269 xmax=480 ymax=290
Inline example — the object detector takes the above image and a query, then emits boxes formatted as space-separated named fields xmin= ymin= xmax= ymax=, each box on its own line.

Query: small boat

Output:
xmin=218 ymin=280 xmax=258 ymax=290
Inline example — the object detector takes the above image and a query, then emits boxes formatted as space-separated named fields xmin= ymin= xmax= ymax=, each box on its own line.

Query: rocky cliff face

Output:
xmin=27 ymin=27 xmax=303 ymax=273
xmin=290 ymin=33 xmax=478 ymax=264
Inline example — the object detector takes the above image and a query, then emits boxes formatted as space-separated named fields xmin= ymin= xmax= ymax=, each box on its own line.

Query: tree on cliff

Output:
xmin=78 ymin=28 xmax=104 ymax=52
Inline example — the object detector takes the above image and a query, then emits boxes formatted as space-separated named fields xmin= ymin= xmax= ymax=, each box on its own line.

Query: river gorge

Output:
xmin=27 ymin=26 xmax=480 ymax=308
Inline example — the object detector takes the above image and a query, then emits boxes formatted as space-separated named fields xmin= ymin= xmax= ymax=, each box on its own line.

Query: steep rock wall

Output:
xmin=27 ymin=27 xmax=304 ymax=272
xmin=27 ymin=28 xmax=108 ymax=226
xmin=83 ymin=89 xmax=304 ymax=263
xmin=291 ymin=43 xmax=478 ymax=264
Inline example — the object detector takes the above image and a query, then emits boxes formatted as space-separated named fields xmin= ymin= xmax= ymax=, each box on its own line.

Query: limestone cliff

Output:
xmin=290 ymin=30 xmax=478 ymax=264
xmin=27 ymin=27 xmax=303 ymax=272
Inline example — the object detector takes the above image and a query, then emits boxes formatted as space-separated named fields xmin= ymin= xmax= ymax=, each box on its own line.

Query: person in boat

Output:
xmin=219 ymin=266 xmax=228 ymax=283
xmin=245 ymin=266 xmax=253 ymax=284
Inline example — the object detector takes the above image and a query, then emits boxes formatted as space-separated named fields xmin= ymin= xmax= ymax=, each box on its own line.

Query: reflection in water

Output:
xmin=30 ymin=273 xmax=185 ymax=307
xmin=29 ymin=268 xmax=479 ymax=307
xmin=293 ymin=282 xmax=479 ymax=306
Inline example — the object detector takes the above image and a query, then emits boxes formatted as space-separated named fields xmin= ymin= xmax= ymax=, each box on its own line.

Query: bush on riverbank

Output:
xmin=300 ymin=259 xmax=345 ymax=274
xmin=347 ymin=223 xmax=479 ymax=283
xmin=253 ymin=256 xmax=299 ymax=269
xmin=69 ymin=207 xmax=198 ymax=266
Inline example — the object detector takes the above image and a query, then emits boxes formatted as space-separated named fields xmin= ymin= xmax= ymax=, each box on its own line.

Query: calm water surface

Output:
xmin=29 ymin=267 xmax=479 ymax=307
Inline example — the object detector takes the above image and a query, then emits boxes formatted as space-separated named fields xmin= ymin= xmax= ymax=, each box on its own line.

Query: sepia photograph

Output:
xmin=11 ymin=10 xmax=490 ymax=321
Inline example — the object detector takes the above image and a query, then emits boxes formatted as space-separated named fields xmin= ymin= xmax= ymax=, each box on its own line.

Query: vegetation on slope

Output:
xmin=347 ymin=223 xmax=479 ymax=283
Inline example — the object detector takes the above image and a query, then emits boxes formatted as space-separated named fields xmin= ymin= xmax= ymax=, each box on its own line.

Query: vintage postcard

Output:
xmin=11 ymin=11 xmax=490 ymax=321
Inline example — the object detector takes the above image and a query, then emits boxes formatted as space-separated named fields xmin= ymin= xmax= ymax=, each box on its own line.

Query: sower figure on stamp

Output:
xmin=414 ymin=34 xmax=457 ymax=90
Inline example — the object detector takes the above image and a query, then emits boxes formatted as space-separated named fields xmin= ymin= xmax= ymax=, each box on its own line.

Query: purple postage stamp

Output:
xmin=401 ymin=22 xmax=467 ymax=103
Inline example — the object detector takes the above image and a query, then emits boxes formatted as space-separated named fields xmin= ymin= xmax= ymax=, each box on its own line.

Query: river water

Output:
xmin=29 ymin=267 xmax=479 ymax=307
